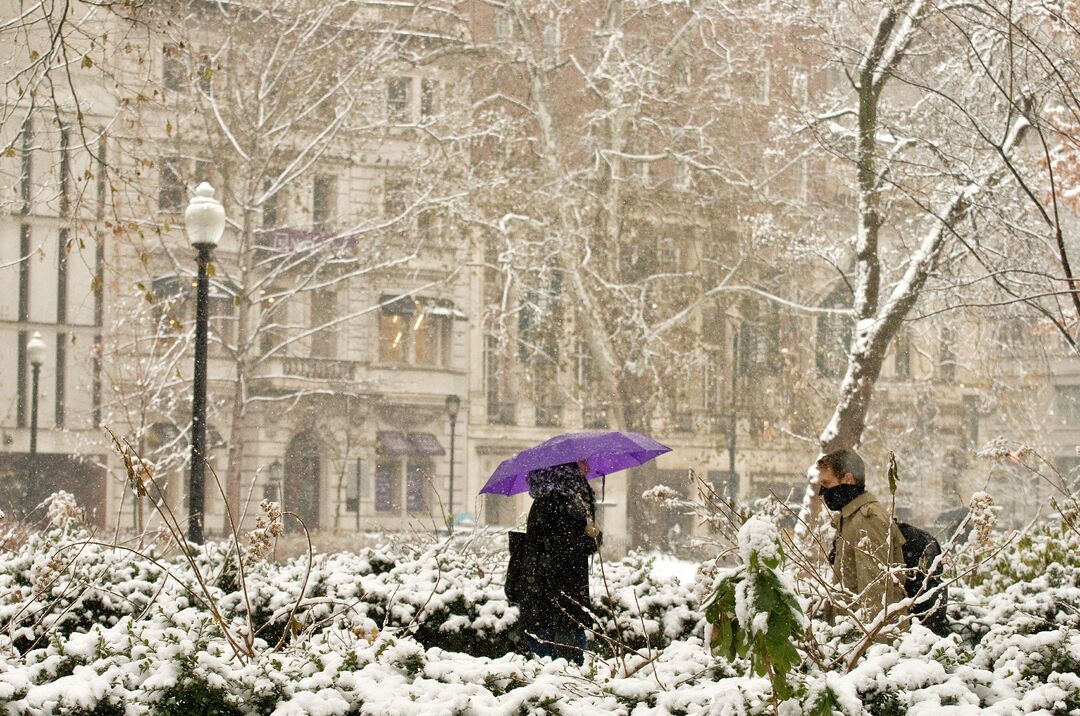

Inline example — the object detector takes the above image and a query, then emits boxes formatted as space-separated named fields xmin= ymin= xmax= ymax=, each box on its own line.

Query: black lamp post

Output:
xmin=184 ymin=182 xmax=226 ymax=544
xmin=445 ymin=394 xmax=460 ymax=532
xmin=726 ymin=308 xmax=741 ymax=502
xmin=25 ymin=331 xmax=46 ymax=514
xmin=728 ymin=334 xmax=739 ymax=500
xmin=264 ymin=459 xmax=283 ymax=503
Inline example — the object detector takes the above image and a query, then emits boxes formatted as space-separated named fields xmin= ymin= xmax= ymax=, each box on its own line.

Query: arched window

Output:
xmin=284 ymin=431 xmax=320 ymax=531
xmin=736 ymin=298 xmax=779 ymax=377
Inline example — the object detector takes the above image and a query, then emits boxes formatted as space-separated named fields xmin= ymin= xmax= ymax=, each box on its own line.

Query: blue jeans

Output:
xmin=523 ymin=627 xmax=587 ymax=664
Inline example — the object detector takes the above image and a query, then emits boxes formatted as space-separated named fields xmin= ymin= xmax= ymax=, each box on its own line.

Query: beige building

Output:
xmin=0 ymin=0 xmax=1055 ymax=553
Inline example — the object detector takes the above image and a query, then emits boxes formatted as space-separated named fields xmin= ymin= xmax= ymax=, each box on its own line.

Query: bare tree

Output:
xmin=102 ymin=0 xmax=469 ymax=531
xmin=770 ymin=0 xmax=1080 ymax=530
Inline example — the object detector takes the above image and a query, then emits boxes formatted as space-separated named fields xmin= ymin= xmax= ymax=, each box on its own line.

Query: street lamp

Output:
xmin=185 ymin=182 xmax=226 ymax=544
xmin=445 ymin=394 xmax=460 ymax=533
xmin=264 ymin=459 xmax=283 ymax=503
xmin=725 ymin=307 xmax=741 ymax=502
xmin=25 ymin=331 xmax=46 ymax=514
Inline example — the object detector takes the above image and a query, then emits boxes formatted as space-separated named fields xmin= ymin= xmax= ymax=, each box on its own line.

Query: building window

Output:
xmin=709 ymin=469 xmax=739 ymax=502
xmin=414 ymin=312 xmax=452 ymax=366
xmin=638 ymin=156 xmax=651 ymax=185
xmin=739 ymin=301 xmax=781 ymax=377
xmin=420 ymin=79 xmax=439 ymax=120
xmin=310 ymin=290 xmax=338 ymax=357
xmin=163 ymin=44 xmax=185 ymax=91
xmin=791 ymin=67 xmax=808 ymax=105
xmin=417 ymin=208 xmax=439 ymax=242
xmin=485 ymin=334 xmax=515 ymax=425
xmin=209 ymin=295 xmax=235 ymax=352
xmin=195 ymin=48 xmax=213 ymax=93
xmin=375 ymin=460 xmax=400 ymax=512
xmin=542 ymin=18 xmax=560 ymax=61
xmin=59 ymin=124 xmax=71 ymax=217
xmin=55 ymin=333 xmax=66 ymax=428
xmin=345 ymin=460 xmax=362 ymax=513
xmin=57 ymin=228 xmax=68 ymax=323
xmin=494 ymin=11 xmax=513 ymax=41
xmin=1054 ymin=385 xmax=1080 ymax=425
xmin=484 ymin=493 xmax=517 ymax=526
xmin=159 ymin=157 xmax=184 ymax=212
xmin=893 ymin=333 xmax=911 ymax=379
xmin=704 ymin=349 xmax=722 ymax=413
xmin=387 ymin=77 xmax=410 ymax=123
xmin=816 ymin=291 xmax=851 ymax=380
xmin=791 ymin=159 xmax=808 ymax=202
xmin=659 ymin=240 xmax=681 ymax=270
xmin=962 ymin=394 xmax=979 ymax=449
xmin=384 ymin=175 xmax=408 ymax=219
xmin=92 ymin=337 xmax=102 ymax=427
xmin=715 ymin=46 xmax=732 ymax=99
xmin=673 ymin=163 xmax=691 ymax=192
xmin=379 ymin=312 xmax=408 ymax=363
xmin=755 ymin=56 xmax=771 ymax=104
xmin=939 ymin=327 xmax=956 ymax=382
xmin=20 ymin=117 xmax=33 ymax=213
xmin=826 ymin=63 xmax=846 ymax=91
xmin=377 ymin=296 xmax=455 ymax=366
xmin=16 ymin=330 xmax=27 ymax=428
xmin=312 ymin=174 xmax=336 ymax=232
xmin=262 ymin=178 xmax=280 ymax=230
xmin=574 ymin=339 xmax=608 ymax=429
xmin=406 ymin=459 xmax=431 ymax=513
xmin=673 ymin=58 xmax=691 ymax=90
xmin=374 ymin=458 xmax=432 ymax=514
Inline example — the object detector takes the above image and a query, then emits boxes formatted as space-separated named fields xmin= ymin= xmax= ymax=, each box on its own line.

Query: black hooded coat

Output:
xmin=517 ymin=489 xmax=599 ymax=633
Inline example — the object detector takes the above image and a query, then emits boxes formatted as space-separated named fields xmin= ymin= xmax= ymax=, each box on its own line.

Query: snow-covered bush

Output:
xmin=703 ymin=516 xmax=805 ymax=701
xmin=2 ymin=490 xmax=1079 ymax=714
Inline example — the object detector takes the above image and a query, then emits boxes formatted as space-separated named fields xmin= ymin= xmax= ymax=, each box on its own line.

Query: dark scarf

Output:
xmin=821 ymin=483 xmax=864 ymax=512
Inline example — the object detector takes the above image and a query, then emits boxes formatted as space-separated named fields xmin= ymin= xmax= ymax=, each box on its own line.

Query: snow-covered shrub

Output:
xmin=590 ymin=551 xmax=705 ymax=656
xmin=3 ymin=489 xmax=1080 ymax=714
xmin=703 ymin=516 xmax=805 ymax=701
xmin=959 ymin=512 xmax=1080 ymax=593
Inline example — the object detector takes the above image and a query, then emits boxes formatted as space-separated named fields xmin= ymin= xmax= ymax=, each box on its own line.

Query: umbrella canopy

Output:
xmin=480 ymin=431 xmax=671 ymax=496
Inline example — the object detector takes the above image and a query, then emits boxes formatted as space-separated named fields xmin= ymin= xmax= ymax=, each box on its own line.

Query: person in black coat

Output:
xmin=517 ymin=461 xmax=601 ymax=664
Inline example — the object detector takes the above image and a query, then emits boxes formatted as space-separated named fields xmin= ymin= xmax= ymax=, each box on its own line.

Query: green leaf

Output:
xmin=888 ymin=451 xmax=898 ymax=495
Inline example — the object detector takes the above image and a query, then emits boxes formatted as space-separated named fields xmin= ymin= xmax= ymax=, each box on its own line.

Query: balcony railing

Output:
xmin=256 ymin=228 xmax=356 ymax=257
xmin=282 ymin=357 xmax=357 ymax=381
xmin=534 ymin=403 xmax=564 ymax=428
xmin=582 ymin=403 xmax=608 ymax=430
xmin=672 ymin=411 xmax=695 ymax=433
xmin=487 ymin=401 xmax=516 ymax=425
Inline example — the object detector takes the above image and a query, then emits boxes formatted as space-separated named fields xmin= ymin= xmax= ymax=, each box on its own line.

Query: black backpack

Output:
xmin=895 ymin=521 xmax=948 ymax=635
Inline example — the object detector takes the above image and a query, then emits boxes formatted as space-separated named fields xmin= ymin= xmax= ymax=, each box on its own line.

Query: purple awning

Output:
xmin=407 ymin=432 xmax=446 ymax=456
xmin=377 ymin=431 xmax=411 ymax=456
xmin=377 ymin=431 xmax=445 ymax=457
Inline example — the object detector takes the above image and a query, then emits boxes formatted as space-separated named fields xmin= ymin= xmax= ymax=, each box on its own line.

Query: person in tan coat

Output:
xmin=817 ymin=449 xmax=907 ymax=620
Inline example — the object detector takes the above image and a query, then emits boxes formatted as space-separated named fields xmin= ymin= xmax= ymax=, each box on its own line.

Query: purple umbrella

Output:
xmin=480 ymin=431 xmax=671 ymax=496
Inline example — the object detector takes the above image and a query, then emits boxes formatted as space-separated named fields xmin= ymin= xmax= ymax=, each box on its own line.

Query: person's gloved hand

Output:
xmin=584 ymin=521 xmax=603 ymax=549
